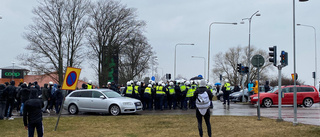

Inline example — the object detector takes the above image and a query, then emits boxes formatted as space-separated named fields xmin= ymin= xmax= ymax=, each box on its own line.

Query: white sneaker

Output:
xmin=8 ymin=117 xmax=14 ymax=120
xmin=46 ymin=109 xmax=50 ymax=113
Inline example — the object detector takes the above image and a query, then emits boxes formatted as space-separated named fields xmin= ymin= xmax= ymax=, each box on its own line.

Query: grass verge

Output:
xmin=1 ymin=115 xmax=320 ymax=137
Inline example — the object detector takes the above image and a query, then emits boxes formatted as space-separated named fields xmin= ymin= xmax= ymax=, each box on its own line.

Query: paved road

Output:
xmin=139 ymin=100 xmax=320 ymax=126
xmin=11 ymin=100 xmax=320 ymax=126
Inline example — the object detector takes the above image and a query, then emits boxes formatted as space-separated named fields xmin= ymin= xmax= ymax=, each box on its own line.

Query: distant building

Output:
xmin=0 ymin=65 xmax=86 ymax=89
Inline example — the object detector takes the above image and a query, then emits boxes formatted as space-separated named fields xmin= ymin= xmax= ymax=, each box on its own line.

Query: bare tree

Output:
xmin=212 ymin=46 xmax=273 ymax=86
xmin=118 ymin=32 xmax=153 ymax=84
xmin=87 ymin=0 xmax=146 ymax=86
xmin=20 ymin=0 xmax=90 ymax=84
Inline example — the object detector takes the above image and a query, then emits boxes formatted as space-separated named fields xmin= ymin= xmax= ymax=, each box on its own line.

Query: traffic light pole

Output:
xmin=277 ymin=65 xmax=283 ymax=122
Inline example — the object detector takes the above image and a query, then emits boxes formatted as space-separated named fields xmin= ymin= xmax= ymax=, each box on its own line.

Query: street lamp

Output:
xmin=12 ymin=62 xmax=15 ymax=81
xmin=297 ymin=24 xmax=317 ymax=87
xmin=293 ymin=0 xmax=309 ymax=125
xmin=151 ymin=56 xmax=158 ymax=77
xmin=241 ymin=10 xmax=260 ymax=86
xmin=174 ymin=43 xmax=194 ymax=80
xmin=208 ymin=22 xmax=237 ymax=82
xmin=191 ymin=56 xmax=206 ymax=79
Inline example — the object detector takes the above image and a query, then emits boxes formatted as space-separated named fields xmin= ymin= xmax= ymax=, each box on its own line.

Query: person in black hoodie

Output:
xmin=4 ymin=81 xmax=16 ymax=120
xmin=23 ymin=84 xmax=44 ymax=137
xmin=18 ymin=83 xmax=30 ymax=116
xmin=193 ymin=80 xmax=213 ymax=137
xmin=0 ymin=84 xmax=7 ymax=120
xmin=54 ymin=85 xmax=63 ymax=114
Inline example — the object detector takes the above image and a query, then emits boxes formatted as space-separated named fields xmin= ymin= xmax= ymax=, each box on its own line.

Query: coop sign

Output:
xmin=1 ymin=69 xmax=24 ymax=79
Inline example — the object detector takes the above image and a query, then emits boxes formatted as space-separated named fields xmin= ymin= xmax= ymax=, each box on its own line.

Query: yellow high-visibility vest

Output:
xmin=134 ymin=86 xmax=139 ymax=94
xmin=144 ymin=87 xmax=152 ymax=94
xmin=126 ymin=86 xmax=133 ymax=94
xmin=87 ymin=84 xmax=92 ymax=89
xmin=156 ymin=86 xmax=165 ymax=94
xmin=224 ymin=83 xmax=231 ymax=91
xmin=186 ymin=85 xmax=196 ymax=97
xmin=168 ymin=86 xmax=175 ymax=95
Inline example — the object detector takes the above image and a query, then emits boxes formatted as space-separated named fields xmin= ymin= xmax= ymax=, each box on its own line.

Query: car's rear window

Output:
xmin=298 ymin=87 xmax=314 ymax=92
xmin=69 ymin=91 xmax=91 ymax=98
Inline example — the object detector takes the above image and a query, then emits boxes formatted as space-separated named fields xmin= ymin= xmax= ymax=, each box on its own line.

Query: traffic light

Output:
xmin=269 ymin=46 xmax=277 ymax=66
xmin=237 ymin=64 xmax=242 ymax=73
xmin=280 ymin=51 xmax=288 ymax=66
xmin=244 ymin=67 xmax=249 ymax=73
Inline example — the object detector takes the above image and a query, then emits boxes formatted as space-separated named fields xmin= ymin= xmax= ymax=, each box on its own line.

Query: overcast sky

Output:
xmin=0 ymin=0 xmax=319 ymax=85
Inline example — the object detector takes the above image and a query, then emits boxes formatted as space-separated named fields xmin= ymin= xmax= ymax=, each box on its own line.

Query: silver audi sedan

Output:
xmin=63 ymin=89 xmax=142 ymax=116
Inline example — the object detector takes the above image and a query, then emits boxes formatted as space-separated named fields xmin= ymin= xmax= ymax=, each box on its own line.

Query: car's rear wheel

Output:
xmin=68 ymin=104 xmax=78 ymax=115
xmin=303 ymin=98 xmax=313 ymax=107
xmin=263 ymin=98 xmax=273 ymax=108
xmin=109 ymin=105 xmax=120 ymax=116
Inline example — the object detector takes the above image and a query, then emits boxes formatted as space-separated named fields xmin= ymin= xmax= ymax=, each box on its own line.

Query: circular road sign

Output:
xmin=66 ymin=71 xmax=78 ymax=87
xmin=251 ymin=54 xmax=265 ymax=68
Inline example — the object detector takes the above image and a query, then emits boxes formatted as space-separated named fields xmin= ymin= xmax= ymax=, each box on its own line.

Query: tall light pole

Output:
xmin=293 ymin=0 xmax=309 ymax=126
xmin=241 ymin=11 xmax=261 ymax=86
xmin=208 ymin=22 xmax=237 ymax=82
xmin=12 ymin=62 xmax=15 ymax=81
xmin=297 ymin=24 xmax=317 ymax=87
xmin=191 ymin=56 xmax=206 ymax=79
xmin=151 ymin=56 xmax=158 ymax=77
xmin=174 ymin=43 xmax=194 ymax=80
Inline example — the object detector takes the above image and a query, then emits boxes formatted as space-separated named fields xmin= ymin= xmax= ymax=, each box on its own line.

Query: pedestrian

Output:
xmin=4 ymin=80 xmax=16 ymax=120
xmin=54 ymin=85 xmax=63 ymax=114
xmin=182 ymin=81 xmax=190 ymax=110
xmin=216 ymin=85 xmax=220 ymax=96
xmin=41 ymin=83 xmax=50 ymax=113
xmin=18 ymin=83 xmax=30 ymax=116
xmin=193 ymin=80 xmax=212 ymax=137
xmin=23 ymin=87 xmax=44 ymax=137
xmin=248 ymin=80 xmax=254 ymax=96
xmin=264 ymin=81 xmax=270 ymax=92
xmin=0 ymin=84 xmax=8 ymax=120
xmin=222 ymin=79 xmax=231 ymax=110
xmin=234 ymin=84 xmax=241 ymax=93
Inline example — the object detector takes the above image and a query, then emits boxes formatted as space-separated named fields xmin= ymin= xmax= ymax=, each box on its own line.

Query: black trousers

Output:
xmin=196 ymin=109 xmax=212 ymax=137
xmin=223 ymin=91 xmax=230 ymax=105
xmin=28 ymin=121 xmax=43 ymax=137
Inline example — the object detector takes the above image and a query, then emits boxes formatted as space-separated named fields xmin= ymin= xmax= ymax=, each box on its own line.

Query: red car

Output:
xmin=250 ymin=85 xmax=320 ymax=108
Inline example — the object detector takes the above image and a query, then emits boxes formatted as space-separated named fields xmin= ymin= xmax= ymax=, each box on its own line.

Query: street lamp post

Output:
xmin=151 ymin=56 xmax=158 ymax=77
xmin=297 ymin=24 xmax=317 ymax=87
xmin=191 ymin=56 xmax=206 ymax=79
xmin=12 ymin=62 xmax=15 ymax=81
xmin=241 ymin=11 xmax=261 ymax=86
xmin=293 ymin=0 xmax=309 ymax=126
xmin=208 ymin=22 xmax=237 ymax=82
xmin=174 ymin=43 xmax=194 ymax=80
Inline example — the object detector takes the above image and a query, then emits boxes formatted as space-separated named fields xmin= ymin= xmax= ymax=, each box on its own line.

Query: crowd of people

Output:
xmin=121 ymin=79 xmax=215 ymax=111
xmin=0 ymin=80 xmax=64 ymax=121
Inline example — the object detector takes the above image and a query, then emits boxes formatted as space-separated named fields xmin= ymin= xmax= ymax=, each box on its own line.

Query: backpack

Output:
xmin=196 ymin=91 xmax=210 ymax=109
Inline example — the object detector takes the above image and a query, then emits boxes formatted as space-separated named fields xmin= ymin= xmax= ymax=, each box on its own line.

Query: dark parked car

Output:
xmin=230 ymin=89 xmax=249 ymax=102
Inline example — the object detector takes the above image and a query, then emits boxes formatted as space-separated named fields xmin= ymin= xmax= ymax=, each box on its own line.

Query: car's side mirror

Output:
xmin=100 ymin=95 xmax=106 ymax=99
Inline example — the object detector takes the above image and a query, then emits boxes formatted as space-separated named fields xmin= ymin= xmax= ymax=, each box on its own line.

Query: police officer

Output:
xmin=124 ymin=82 xmax=134 ymax=98
xmin=133 ymin=82 xmax=141 ymax=100
xmin=222 ymin=79 xmax=231 ymax=109
xmin=87 ymin=80 xmax=93 ymax=89
xmin=167 ymin=82 xmax=177 ymax=109
xmin=143 ymin=84 xmax=153 ymax=110
xmin=155 ymin=82 xmax=165 ymax=110
xmin=182 ymin=81 xmax=190 ymax=110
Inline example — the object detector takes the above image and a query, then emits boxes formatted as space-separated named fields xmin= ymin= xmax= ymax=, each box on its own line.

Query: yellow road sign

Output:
xmin=62 ymin=67 xmax=81 ymax=90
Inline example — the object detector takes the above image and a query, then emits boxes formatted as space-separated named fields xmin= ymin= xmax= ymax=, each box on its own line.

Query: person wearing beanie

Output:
xmin=193 ymin=79 xmax=213 ymax=137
